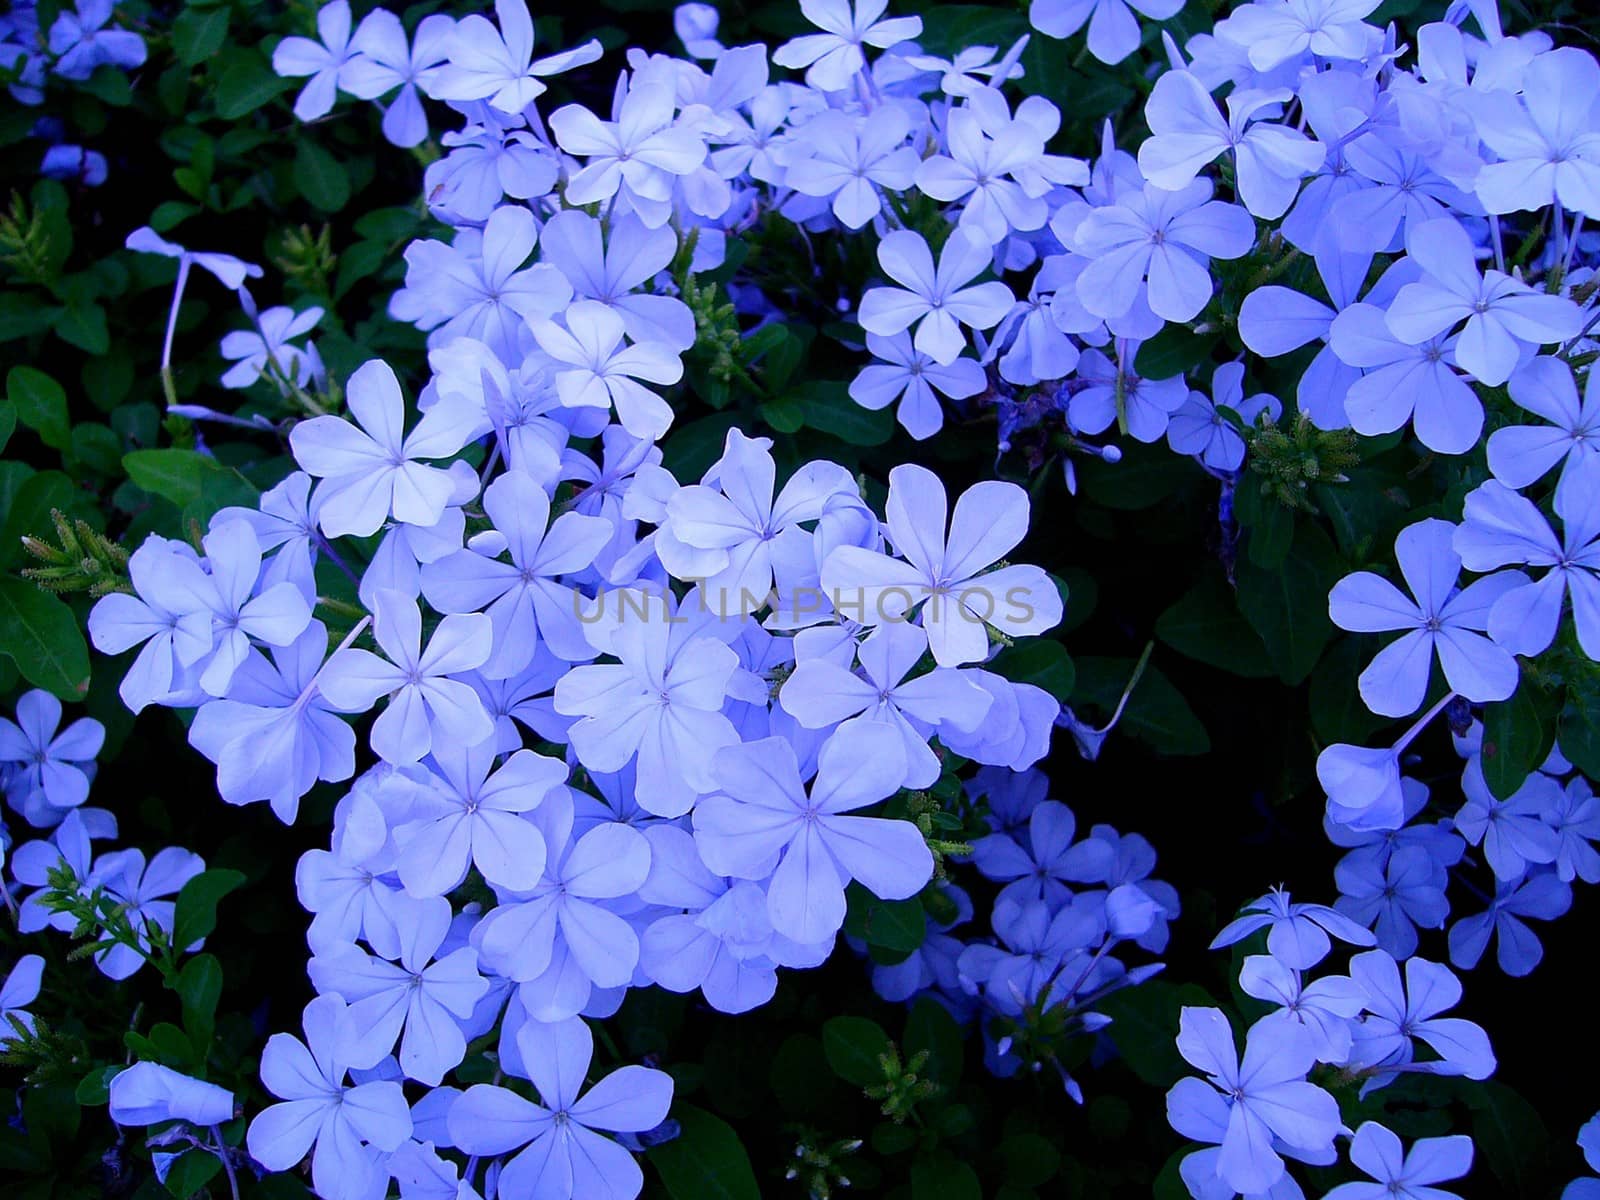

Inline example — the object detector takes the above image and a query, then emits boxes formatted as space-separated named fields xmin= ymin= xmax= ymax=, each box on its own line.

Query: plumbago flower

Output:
xmin=694 ymin=723 xmax=933 ymax=943
xmin=58 ymin=5 xmax=1600 ymax=1200
xmin=271 ymin=0 xmax=354 ymax=121
xmin=1070 ymin=179 xmax=1256 ymax=323
xmin=1030 ymin=0 xmax=1185 ymax=65
xmin=859 ymin=333 xmax=990 ymax=440
xmin=427 ymin=0 xmax=602 ymax=112
xmin=421 ymin=468 xmax=613 ymax=674
xmin=389 ymin=205 xmax=574 ymax=363
xmin=342 ymin=10 xmax=454 ymax=148
xmin=1383 ymin=217 xmax=1583 ymax=387
xmin=1490 ymin=357 xmax=1600 ymax=505
xmin=247 ymin=996 xmax=412 ymax=1200
xmin=449 ymin=1017 xmax=673 ymax=1199
xmin=858 ymin=229 xmax=1016 ymax=366
xmin=316 ymin=589 xmax=494 ymax=765
xmin=553 ymin=589 xmax=745 ymax=816
xmin=529 ymin=300 xmax=685 ymax=440
xmin=820 ymin=463 xmax=1063 ymax=666
xmin=780 ymin=621 xmax=994 ymax=789
xmin=290 ymin=359 xmax=478 ymax=538
xmin=1211 ymin=888 xmax=1376 ymax=969
xmin=785 ymin=107 xmax=921 ymax=229
xmin=657 ymin=428 xmax=857 ymax=606
xmin=308 ymin=894 xmax=488 ymax=1085
xmin=0 ymin=689 xmax=103 ymax=819
xmin=772 ymin=0 xmax=922 ymax=90
xmin=1328 ymin=519 xmax=1522 ymax=718
xmin=1140 ymin=71 xmax=1325 ymax=220
xmin=1167 ymin=1007 xmax=1342 ymax=1194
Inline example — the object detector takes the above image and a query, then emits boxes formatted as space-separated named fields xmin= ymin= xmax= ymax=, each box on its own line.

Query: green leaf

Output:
xmin=1239 ymin=487 xmax=1294 ymax=568
xmin=294 ymin=140 xmax=351 ymax=213
xmin=1560 ymin=694 xmax=1600 ymax=780
xmin=1097 ymin=980 xmax=1217 ymax=1087
xmin=334 ymin=240 xmax=390 ymax=299
xmin=843 ymin=887 xmax=926 ymax=957
xmin=821 ymin=1015 xmax=892 ymax=1088
xmin=123 ymin=448 xmax=259 ymax=516
xmin=872 ymin=1122 xmax=919 ymax=1155
xmin=172 ymin=869 xmax=247 ymax=952
xmin=796 ymin=380 xmax=894 ymax=446
xmin=912 ymin=6 xmax=1029 ymax=57
xmin=662 ymin=412 xmax=739 ymax=481
xmin=649 ymin=1105 xmax=761 ymax=1200
xmin=911 ymin=1154 xmax=982 ymax=1200
xmin=70 ymin=423 xmax=124 ymax=476
xmin=0 ymin=294 xmax=65 ymax=341
xmin=1134 ymin=325 xmax=1219 ymax=381
xmin=989 ymin=637 xmax=1075 ymax=699
xmin=1467 ymin=1081 xmax=1551 ymax=1198
xmin=213 ymin=54 xmax=292 ymax=119
xmin=1155 ymin=573 xmax=1274 ymax=678
xmin=7 ymin=366 xmax=70 ymax=450
xmin=999 ymin=1134 xmax=1061 ymax=1188
xmin=150 ymin=200 xmax=200 ymax=233
xmin=174 ymin=7 xmax=230 ymax=65
xmin=0 ymin=400 xmax=13 ymax=454
xmin=1235 ymin=523 xmax=1343 ymax=685
xmin=56 ymin=303 xmax=111 ymax=355
xmin=353 ymin=206 xmax=424 ymax=242
xmin=1480 ymin=682 xmax=1556 ymax=800
xmin=0 ymin=579 xmax=91 ymax=699
xmin=74 ymin=1064 xmax=123 ymax=1106
xmin=759 ymin=395 xmax=805 ymax=434
xmin=904 ymin=997 xmax=964 ymax=1087
xmin=79 ymin=63 xmax=133 ymax=105
xmin=175 ymin=953 xmax=224 ymax=1048
xmin=164 ymin=1148 xmax=221 ymax=1199
xmin=1077 ymin=440 xmax=1196 ymax=510
xmin=126 ymin=1022 xmax=196 ymax=1069
xmin=1309 ymin=636 xmax=1390 ymax=746
xmin=755 ymin=324 xmax=810 ymax=393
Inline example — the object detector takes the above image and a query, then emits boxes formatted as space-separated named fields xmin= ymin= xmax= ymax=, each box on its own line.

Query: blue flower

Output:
xmin=694 ymin=723 xmax=930 ymax=944
xmin=1168 ymin=1006 xmax=1343 ymax=1194
xmin=1328 ymin=518 xmax=1522 ymax=718
xmin=1324 ymin=1122 xmax=1473 ymax=1200
xmin=0 ymin=690 xmax=103 ymax=822
xmin=448 ymin=1016 xmax=673 ymax=1200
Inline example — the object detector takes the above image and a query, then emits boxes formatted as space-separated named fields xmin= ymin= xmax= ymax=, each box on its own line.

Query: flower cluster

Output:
xmin=2 ymin=0 xmax=147 ymax=184
xmin=847 ymin=765 xmax=1178 ymax=1098
xmin=1171 ymin=883 xmax=1492 ymax=1198
xmin=52 ymin=3 xmax=1166 ymax=1193
xmin=7 ymin=0 xmax=1600 ymax=1194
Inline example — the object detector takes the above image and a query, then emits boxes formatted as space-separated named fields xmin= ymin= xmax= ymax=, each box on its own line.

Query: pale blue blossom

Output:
xmin=291 ymin=359 xmax=479 ymax=539
xmin=0 ymin=689 xmax=103 ymax=821
xmin=109 ymin=1063 xmax=235 ymax=1128
xmin=427 ymin=0 xmax=602 ymax=113
xmin=694 ymin=723 xmax=931 ymax=944
xmin=247 ymin=996 xmax=412 ymax=1200
xmin=1329 ymin=518 xmax=1522 ymax=718
xmin=448 ymin=1016 xmax=672 ymax=1200
xmin=858 ymin=229 xmax=1015 ymax=366
xmin=1324 ymin=1123 xmax=1473 ymax=1200
xmin=1167 ymin=1006 xmax=1342 ymax=1195
xmin=1030 ymin=0 xmax=1185 ymax=65
xmin=316 ymin=590 xmax=494 ymax=765
xmin=772 ymin=0 xmax=922 ymax=91
xmin=271 ymin=0 xmax=354 ymax=121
